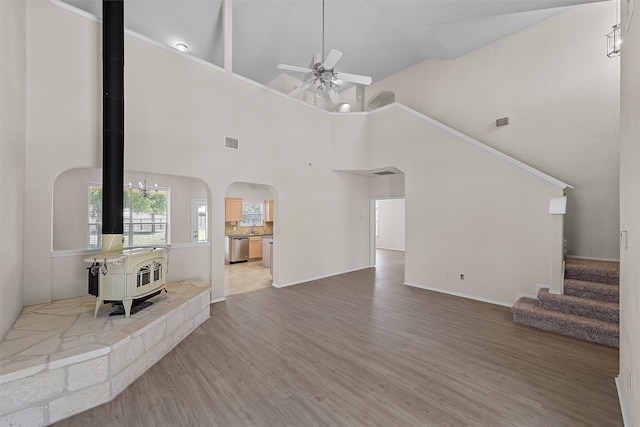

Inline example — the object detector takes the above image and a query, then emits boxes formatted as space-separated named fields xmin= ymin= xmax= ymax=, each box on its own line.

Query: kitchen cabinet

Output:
xmin=225 ymin=198 xmax=242 ymax=222
xmin=264 ymin=199 xmax=274 ymax=222
xmin=262 ymin=237 xmax=273 ymax=269
xmin=249 ymin=236 xmax=262 ymax=259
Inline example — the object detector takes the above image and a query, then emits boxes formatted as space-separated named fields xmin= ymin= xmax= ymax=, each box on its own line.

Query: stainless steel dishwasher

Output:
xmin=228 ymin=236 xmax=249 ymax=263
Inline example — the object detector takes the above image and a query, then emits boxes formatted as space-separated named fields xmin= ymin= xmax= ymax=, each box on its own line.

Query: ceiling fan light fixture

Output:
xmin=335 ymin=103 xmax=351 ymax=113
xmin=277 ymin=0 xmax=371 ymax=106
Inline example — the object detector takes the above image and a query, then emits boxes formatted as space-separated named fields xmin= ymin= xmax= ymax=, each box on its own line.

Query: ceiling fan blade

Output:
xmin=328 ymin=88 xmax=341 ymax=104
xmin=323 ymin=49 xmax=343 ymax=70
xmin=335 ymin=72 xmax=372 ymax=86
xmin=278 ymin=64 xmax=314 ymax=74
xmin=288 ymin=80 xmax=311 ymax=98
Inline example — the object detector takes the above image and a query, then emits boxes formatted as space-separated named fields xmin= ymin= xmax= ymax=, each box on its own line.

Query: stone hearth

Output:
xmin=0 ymin=279 xmax=210 ymax=426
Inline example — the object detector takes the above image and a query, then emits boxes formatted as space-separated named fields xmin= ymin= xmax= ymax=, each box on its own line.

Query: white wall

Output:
xmin=225 ymin=182 xmax=274 ymax=203
xmin=376 ymin=199 xmax=405 ymax=251
xmin=0 ymin=0 xmax=26 ymax=339
xmin=369 ymin=173 xmax=405 ymax=199
xmin=332 ymin=105 xmax=566 ymax=304
xmin=23 ymin=1 xmax=99 ymax=305
xmin=619 ymin=0 xmax=640 ymax=424
xmin=22 ymin=1 xmax=371 ymax=307
xmin=367 ymin=2 xmax=620 ymax=261
xmin=52 ymin=168 xmax=101 ymax=251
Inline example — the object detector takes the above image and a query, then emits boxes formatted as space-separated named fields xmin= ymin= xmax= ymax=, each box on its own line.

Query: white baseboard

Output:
xmin=615 ymin=375 xmax=630 ymax=427
xmin=404 ymin=281 xmax=512 ymax=307
xmin=273 ymin=266 xmax=370 ymax=289
xmin=516 ymin=292 xmax=538 ymax=300
xmin=566 ymin=255 xmax=620 ymax=262
xmin=210 ymin=296 xmax=226 ymax=304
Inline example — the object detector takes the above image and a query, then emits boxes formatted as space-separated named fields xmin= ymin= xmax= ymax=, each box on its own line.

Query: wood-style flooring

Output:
xmin=54 ymin=250 xmax=622 ymax=426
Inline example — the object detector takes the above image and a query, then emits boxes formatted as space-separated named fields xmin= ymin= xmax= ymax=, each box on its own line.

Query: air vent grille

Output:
xmin=373 ymin=170 xmax=395 ymax=176
xmin=225 ymin=136 xmax=239 ymax=150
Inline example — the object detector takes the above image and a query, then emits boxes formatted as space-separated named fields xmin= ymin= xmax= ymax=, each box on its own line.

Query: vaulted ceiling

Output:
xmin=59 ymin=0 xmax=607 ymax=87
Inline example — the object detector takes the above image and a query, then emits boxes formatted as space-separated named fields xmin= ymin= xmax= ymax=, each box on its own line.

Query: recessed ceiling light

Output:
xmin=175 ymin=43 xmax=189 ymax=53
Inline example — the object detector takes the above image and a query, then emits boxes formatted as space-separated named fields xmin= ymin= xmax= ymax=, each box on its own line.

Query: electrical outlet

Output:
xmin=483 ymin=277 xmax=489 ymax=285
xmin=460 ymin=274 xmax=464 ymax=280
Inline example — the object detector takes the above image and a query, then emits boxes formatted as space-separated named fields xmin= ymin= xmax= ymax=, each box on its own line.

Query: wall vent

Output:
xmin=373 ymin=170 xmax=395 ymax=176
xmin=225 ymin=136 xmax=239 ymax=150
xmin=496 ymin=117 xmax=509 ymax=126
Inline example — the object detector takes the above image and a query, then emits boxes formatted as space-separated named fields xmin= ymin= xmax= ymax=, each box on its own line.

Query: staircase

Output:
xmin=512 ymin=258 xmax=619 ymax=347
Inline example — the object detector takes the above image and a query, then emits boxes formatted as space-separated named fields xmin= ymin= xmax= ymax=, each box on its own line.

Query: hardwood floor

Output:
xmin=55 ymin=250 xmax=622 ymax=426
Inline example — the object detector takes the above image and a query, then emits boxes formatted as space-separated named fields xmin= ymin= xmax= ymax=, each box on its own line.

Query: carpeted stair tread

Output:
xmin=537 ymin=288 xmax=618 ymax=323
xmin=564 ymin=258 xmax=619 ymax=286
xmin=512 ymin=297 xmax=619 ymax=347
xmin=564 ymin=278 xmax=619 ymax=303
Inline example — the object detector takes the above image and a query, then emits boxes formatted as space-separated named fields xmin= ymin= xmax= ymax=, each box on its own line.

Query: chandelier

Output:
xmin=129 ymin=179 xmax=157 ymax=197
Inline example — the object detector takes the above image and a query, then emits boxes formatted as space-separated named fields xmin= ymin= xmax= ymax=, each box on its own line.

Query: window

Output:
xmin=88 ymin=184 xmax=169 ymax=249
xmin=241 ymin=201 xmax=263 ymax=227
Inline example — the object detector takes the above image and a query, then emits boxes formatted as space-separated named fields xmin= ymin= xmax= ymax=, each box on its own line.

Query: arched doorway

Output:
xmin=223 ymin=182 xmax=277 ymax=296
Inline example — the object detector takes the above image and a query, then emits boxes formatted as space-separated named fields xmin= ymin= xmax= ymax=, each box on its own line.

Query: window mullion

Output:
xmin=127 ymin=189 xmax=133 ymax=246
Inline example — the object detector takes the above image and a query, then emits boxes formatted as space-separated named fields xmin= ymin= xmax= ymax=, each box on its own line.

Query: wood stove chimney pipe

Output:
xmin=101 ymin=0 xmax=124 ymax=253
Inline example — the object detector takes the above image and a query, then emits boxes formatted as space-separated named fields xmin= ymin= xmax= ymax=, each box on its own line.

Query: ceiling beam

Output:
xmin=223 ymin=0 xmax=232 ymax=72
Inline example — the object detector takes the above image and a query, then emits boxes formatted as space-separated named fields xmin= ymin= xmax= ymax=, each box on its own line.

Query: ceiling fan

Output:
xmin=277 ymin=0 xmax=372 ymax=104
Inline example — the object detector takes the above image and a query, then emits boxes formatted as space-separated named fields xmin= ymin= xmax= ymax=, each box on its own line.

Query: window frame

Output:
xmin=88 ymin=183 xmax=170 ymax=249
xmin=240 ymin=201 xmax=264 ymax=227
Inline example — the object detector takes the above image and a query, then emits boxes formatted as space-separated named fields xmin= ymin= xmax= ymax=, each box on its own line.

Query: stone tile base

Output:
xmin=0 ymin=279 xmax=211 ymax=426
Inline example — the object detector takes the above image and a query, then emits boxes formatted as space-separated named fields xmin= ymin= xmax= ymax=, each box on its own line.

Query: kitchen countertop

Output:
xmin=226 ymin=234 xmax=273 ymax=238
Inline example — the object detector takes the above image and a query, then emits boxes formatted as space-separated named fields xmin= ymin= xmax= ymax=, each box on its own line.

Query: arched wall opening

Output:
xmin=51 ymin=167 xmax=211 ymax=300
xmin=223 ymin=182 xmax=278 ymax=296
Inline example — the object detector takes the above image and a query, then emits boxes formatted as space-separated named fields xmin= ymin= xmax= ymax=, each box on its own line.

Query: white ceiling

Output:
xmin=59 ymin=0 xmax=606 ymax=87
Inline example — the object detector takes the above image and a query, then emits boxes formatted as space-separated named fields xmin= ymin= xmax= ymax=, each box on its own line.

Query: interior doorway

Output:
xmin=223 ymin=182 xmax=276 ymax=296
xmin=371 ymin=197 xmax=405 ymax=267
